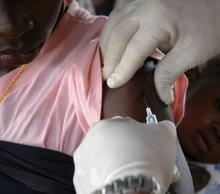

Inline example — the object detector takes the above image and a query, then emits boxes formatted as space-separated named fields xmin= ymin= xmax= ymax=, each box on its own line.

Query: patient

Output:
xmin=177 ymin=57 xmax=220 ymax=193
xmin=0 ymin=0 xmax=192 ymax=193
xmin=0 ymin=56 xmax=193 ymax=194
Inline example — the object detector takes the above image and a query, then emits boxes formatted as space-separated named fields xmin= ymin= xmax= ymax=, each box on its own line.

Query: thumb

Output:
xmin=107 ymin=23 xmax=169 ymax=88
xmin=154 ymin=40 xmax=198 ymax=105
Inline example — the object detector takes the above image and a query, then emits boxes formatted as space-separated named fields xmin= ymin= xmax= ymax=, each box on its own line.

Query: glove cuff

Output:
xmin=103 ymin=161 xmax=170 ymax=192
xmin=92 ymin=175 xmax=163 ymax=194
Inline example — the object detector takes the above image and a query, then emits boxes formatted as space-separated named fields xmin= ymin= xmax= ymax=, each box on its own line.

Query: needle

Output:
xmin=144 ymin=95 xmax=158 ymax=124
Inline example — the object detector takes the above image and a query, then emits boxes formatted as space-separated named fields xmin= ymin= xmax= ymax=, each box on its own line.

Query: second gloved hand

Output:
xmin=73 ymin=117 xmax=179 ymax=194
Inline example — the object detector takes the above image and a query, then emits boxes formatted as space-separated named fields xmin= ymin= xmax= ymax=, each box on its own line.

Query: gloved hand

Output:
xmin=100 ymin=0 xmax=220 ymax=105
xmin=73 ymin=117 xmax=179 ymax=194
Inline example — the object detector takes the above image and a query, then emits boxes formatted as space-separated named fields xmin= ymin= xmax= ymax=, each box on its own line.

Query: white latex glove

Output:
xmin=100 ymin=0 xmax=220 ymax=104
xmin=73 ymin=117 xmax=179 ymax=194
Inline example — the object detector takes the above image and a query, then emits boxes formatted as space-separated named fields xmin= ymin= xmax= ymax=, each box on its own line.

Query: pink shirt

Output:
xmin=0 ymin=2 xmax=105 ymax=155
xmin=0 ymin=2 xmax=187 ymax=156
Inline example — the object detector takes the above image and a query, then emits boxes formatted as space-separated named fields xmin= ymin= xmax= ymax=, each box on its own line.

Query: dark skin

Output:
xmin=0 ymin=1 xmax=193 ymax=194
xmin=178 ymin=65 xmax=220 ymax=163
xmin=102 ymin=59 xmax=172 ymax=122
xmin=178 ymin=66 xmax=220 ymax=192
xmin=102 ymin=58 xmax=194 ymax=194
xmin=0 ymin=0 xmax=63 ymax=73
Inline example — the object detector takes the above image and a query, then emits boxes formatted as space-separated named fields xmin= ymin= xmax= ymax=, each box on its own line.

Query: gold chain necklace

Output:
xmin=0 ymin=64 xmax=28 ymax=103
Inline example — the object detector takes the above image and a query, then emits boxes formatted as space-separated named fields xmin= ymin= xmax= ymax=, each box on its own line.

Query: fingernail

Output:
xmin=167 ymin=89 xmax=174 ymax=105
xmin=102 ymin=67 xmax=108 ymax=80
xmin=112 ymin=116 xmax=123 ymax=119
xmin=107 ymin=73 xmax=116 ymax=88
xmin=172 ymin=165 xmax=180 ymax=182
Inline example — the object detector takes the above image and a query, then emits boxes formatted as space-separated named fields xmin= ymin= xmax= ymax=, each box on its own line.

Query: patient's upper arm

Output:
xmin=101 ymin=58 xmax=172 ymax=122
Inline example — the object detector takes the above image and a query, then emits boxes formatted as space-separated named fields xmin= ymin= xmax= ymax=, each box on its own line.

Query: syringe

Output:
xmin=144 ymin=95 xmax=158 ymax=124
xmin=146 ymin=107 xmax=158 ymax=124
